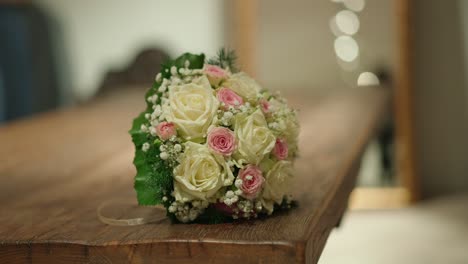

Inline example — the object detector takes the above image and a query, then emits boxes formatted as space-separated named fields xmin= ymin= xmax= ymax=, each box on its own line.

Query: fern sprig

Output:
xmin=207 ymin=48 xmax=238 ymax=72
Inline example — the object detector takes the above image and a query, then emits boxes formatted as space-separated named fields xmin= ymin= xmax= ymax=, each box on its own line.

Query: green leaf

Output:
xmin=129 ymin=112 xmax=147 ymax=135
xmin=132 ymin=139 xmax=173 ymax=206
xmin=159 ymin=52 xmax=205 ymax=80
xmin=174 ymin=53 xmax=205 ymax=69
xmin=134 ymin=178 xmax=160 ymax=205
xmin=133 ymin=150 xmax=152 ymax=180
xmin=129 ymin=110 xmax=151 ymax=151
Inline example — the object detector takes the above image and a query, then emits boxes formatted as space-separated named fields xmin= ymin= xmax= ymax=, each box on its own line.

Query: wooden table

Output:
xmin=0 ymin=88 xmax=387 ymax=263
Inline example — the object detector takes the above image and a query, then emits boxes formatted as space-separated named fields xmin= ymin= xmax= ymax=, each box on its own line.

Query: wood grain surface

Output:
xmin=0 ymin=87 xmax=387 ymax=263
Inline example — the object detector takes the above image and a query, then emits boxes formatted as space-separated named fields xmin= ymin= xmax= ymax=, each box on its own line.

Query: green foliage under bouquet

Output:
xmin=130 ymin=49 xmax=299 ymax=223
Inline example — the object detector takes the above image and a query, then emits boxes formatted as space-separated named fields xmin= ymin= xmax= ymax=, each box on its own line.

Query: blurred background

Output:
xmin=1 ymin=0 xmax=467 ymax=263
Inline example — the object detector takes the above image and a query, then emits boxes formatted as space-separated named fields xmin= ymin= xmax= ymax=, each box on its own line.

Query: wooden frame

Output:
xmin=224 ymin=0 xmax=257 ymax=77
xmin=395 ymin=0 xmax=420 ymax=202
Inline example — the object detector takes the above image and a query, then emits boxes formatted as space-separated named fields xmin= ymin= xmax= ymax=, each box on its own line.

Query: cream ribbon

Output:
xmin=97 ymin=200 xmax=167 ymax=226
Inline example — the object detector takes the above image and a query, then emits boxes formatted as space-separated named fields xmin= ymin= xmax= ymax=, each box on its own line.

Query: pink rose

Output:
xmin=260 ymin=99 xmax=270 ymax=114
xmin=238 ymin=165 xmax=264 ymax=199
xmin=204 ymin=64 xmax=228 ymax=86
xmin=273 ymin=138 xmax=288 ymax=160
xmin=156 ymin=122 xmax=176 ymax=140
xmin=217 ymin=87 xmax=244 ymax=109
xmin=207 ymin=127 xmax=236 ymax=156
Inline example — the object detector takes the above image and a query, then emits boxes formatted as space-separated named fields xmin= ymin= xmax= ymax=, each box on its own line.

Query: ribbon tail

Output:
xmin=97 ymin=200 xmax=167 ymax=226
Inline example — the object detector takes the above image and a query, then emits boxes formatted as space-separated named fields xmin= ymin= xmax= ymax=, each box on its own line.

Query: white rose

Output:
xmin=165 ymin=76 xmax=219 ymax=141
xmin=173 ymin=142 xmax=234 ymax=202
xmin=261 ymin=160 xmax=293 ymax=212
xmin=223 ymin=72 xmax=262 ymax=103
xmin=234 ymin=109 xmax=276 ymax=164
xmin=270 ymin=98 xmax=300 ymax=156
xmin=278 ymin=112 xmax=300 ymax=155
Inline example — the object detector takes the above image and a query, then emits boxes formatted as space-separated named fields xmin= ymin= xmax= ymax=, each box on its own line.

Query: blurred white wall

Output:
xmin=35 ymin=0 xmax=223 ymax=100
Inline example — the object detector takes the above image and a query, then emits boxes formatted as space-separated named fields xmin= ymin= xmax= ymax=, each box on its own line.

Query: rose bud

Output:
xmin=204 ymin=64 xmax=228 ymax=86
xmin=156 ymin=121 xmax=176 ymax=140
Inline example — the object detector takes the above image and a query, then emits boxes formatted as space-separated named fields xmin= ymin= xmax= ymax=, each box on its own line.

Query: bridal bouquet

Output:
xmin=130 ymin=50 xmax=299 ymax=223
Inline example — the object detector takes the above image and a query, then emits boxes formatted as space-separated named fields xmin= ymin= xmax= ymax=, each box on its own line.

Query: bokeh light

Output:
xmin=334 ymin=36 xmax=359 ymax=62
xmin=343 ymin=0 xmax=366 ymax=12
xmin=335 ymin=10 xmax=360 ymax=35
xmin=357 ymin=71 xmax=380 ymax=86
